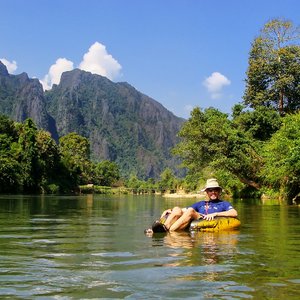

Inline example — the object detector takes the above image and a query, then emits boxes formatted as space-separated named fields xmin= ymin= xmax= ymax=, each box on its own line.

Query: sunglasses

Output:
xmin=206 ymin=188 xmax=221 ymax=193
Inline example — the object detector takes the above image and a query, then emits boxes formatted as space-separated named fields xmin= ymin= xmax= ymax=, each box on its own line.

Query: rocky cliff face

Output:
xmin=0 ymin=61 xmax=58 ymax=140
xmin=45 ymin=69 xmax=185 ymax=178
xmin=0 ymin=61 xmax=185 ymax=178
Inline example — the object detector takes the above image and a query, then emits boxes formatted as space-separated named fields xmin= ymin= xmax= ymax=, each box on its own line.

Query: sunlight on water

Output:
xmin=0 ymin=194 xmax=299 ymax=299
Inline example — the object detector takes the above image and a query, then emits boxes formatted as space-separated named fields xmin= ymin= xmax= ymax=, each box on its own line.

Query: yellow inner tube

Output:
xmin=189 ymin=217 xmax=241 ymax=232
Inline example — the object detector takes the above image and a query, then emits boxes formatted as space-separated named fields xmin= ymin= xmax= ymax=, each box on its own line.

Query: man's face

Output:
xmin=206 ymin=188 xmax=221 ymax=200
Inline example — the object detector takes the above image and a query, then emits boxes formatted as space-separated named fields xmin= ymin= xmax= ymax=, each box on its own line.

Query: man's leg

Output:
xmin=169 ymin=207 xmax=200 ymax=231
xmin=163 ymin=206 xmax=183 ymax=229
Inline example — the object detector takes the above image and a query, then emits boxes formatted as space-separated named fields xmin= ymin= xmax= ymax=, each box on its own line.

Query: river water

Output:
xmin=0 ymin=194 xmax=299 ymax=299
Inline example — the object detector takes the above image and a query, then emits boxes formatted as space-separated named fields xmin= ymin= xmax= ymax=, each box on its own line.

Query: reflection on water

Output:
xmin=157 ymin=230 xmax=240 ymax=285
xmin=0 ymin=194 xmax=299 ymax=299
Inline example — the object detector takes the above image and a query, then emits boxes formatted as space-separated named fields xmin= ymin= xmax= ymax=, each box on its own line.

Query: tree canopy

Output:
xmin=0 ymin=116 xmax=121 ymax=193
xmin=172 ymin=19 xmax=300 ymax=201
xmin=244 ymin=18 xmax=300 ymax=115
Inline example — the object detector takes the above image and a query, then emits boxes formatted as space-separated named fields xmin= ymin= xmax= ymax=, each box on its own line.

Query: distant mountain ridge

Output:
xmin=0 ymin=61 xmax=185 ymax=178
xmin=0 ymin=61 xmax=58 ymax=140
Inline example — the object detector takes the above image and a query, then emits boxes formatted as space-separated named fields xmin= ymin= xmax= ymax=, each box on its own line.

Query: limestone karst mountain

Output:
xmin=0 ymin=61 xmax=185 ymax=178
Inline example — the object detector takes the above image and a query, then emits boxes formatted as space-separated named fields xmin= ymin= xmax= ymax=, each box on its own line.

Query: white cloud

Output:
xmin=40 ymin=58 xmax=74 ymax=90
xmin=203 ymin=72 xmax=231 ymax=99
xmin=0 ymin=58 xmax=17 ymax=74
xmin=79 ymin=42 xmax=122 ymax=80
xmin=40 ymin=41 xmax=122 ymax=90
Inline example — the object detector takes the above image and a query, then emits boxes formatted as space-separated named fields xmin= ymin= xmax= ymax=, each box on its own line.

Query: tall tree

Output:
xmin=0 ymin=115 xmax=22 ymax=192
xmin=59 ymin=132 xmax=92 ymax=185
xmin=262 ymin=112 xmax=300 ymax=201
xmin=93 ymin=160 xmax=120 ymax=186
xmin=17 ymin=119 xmax=41 ymax=192
xmin=173 ymin=107 xmax=262 ymax=190
xmin=36 ymin=130 xmax=61 ymax=190
xmin=232 ymin=104 xmax=282 ymax=141
xmin=158 ymin=168 xmax=178 ymax=191
xmin=244 ymin=18 xmax=300 ymax=115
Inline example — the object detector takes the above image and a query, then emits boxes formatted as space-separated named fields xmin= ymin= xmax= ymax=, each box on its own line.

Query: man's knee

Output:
xmin=185 ymin=207 xmax=196 ymax=217
xmin=171 ymin=206 xmax=182 ymax=216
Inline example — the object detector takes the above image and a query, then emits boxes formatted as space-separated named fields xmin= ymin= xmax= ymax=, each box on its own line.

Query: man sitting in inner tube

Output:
xmin=153 ymin=178 xmax=238 ymax=233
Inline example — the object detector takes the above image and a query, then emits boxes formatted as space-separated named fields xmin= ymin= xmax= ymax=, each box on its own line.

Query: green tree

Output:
xmin=172 ymin=107 xmax=229 ymax=172
xmin=0 ymin=117 xmax=22 ymax=191
xmin=158 ymin=168 xmax=178 ymax=192
xmin=244 ymin=18 xmax=300 ymax=115
xmin=0 ymin=156 xmax=22 ymax=192
xmin=59 ymin=132 xmax=92 ymax=185
xmin=173 ymin=107 xmax=262 ymax=191
xmin=262 ymin=112 xmax=300 ymax=201
xmin=35 ymin=130 xmax=61 ymax=191
xmin=17 ymin=119 xmax=41 ymax=192
xmin=181 ymin=171 xmax=202 ymax=192
xmin=232 ymin=104 xmax=282 ymax=141
xmin=0 ymin=116 xmax=54 ymax=193
xmin=94 ymin=160 xmax=120 ymax=186
xmin=0 ymin=115 xmax=18 ymax=139
xmin=125 ymin=173 xmax=143 ymax=190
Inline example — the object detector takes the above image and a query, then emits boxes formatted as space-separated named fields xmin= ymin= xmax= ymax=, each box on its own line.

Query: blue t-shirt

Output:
xmin=189 ymin=199 xmax=234 ymax=215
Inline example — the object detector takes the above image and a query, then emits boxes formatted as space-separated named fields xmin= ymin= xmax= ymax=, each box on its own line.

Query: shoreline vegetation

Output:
xmin=79 ymin=184 xmax=206 ymax=198
xmin=78 ymin=185 xmax=241 ymax=202
xmin=79 ymin=186 xmax=275 ymax=203
xmin=162 ymin=191 xmax=205 ymax=198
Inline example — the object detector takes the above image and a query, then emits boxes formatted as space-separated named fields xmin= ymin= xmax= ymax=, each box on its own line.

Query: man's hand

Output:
xmin=203 ymin=212 xmax=218 ymax=221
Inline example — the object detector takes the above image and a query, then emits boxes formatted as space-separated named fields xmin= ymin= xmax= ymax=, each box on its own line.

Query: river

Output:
xmin=0 ymin=194 xmax=299 ymax=299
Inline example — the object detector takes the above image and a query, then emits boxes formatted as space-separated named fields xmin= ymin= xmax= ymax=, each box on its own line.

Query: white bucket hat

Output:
xmin=201 ymin=178 xmax=222 ymax=192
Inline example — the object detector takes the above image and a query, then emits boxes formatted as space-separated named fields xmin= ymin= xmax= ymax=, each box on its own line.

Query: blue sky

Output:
xmin=1 ymin=0 xmax=299 ymax=119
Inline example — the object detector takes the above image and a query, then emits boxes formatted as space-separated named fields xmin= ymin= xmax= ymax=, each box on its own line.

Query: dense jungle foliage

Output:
xmin=0 ymin=115 xmax=180 ymax=194
xmin=173 ymin=19 xmax=300 ymax=202
xmin=0 ymin=19 xmax=299 ymax=202
xmin=0 ymin=116 xmax=120 ymax=193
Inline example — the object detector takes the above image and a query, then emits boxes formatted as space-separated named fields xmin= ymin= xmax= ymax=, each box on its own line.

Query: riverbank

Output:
xmin=162 ymin=191 xmax=206 ymax=199
xmin=79 ymin=185 xmax=206 ymax=198
xmin=80 ymin=184 xmax=206 ymax=199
